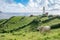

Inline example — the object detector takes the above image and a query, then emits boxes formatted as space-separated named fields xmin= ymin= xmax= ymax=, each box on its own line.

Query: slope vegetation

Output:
xmin=0 ymin=16 xmax=37 ymax=32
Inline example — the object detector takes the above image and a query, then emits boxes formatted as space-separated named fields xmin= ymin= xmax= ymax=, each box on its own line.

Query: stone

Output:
xmin=37 ymin=26 xmax=51 ymax=33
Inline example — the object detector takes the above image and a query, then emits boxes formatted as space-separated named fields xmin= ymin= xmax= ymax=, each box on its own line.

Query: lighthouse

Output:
xmin=43 ymin=7 xmax=45 ymax=14
xmin=42 ymin=7 xmax=48 ymax=16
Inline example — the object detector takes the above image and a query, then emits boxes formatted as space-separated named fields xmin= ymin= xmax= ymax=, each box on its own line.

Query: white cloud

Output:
xmin=0 ymin=0 xmax=43 ymax=13
xmin=0 ymin=0 xmax=60 ymax=19
xmin=0 ymin=0 xmax=60 ymax=13
xmin=0 ymin=0 xmax=25 ymax=12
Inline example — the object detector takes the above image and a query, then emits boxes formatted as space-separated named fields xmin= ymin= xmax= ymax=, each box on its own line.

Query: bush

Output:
xmin=56 ymin=15 xmax=60 ymax=19
xmin=48 ymin=15 xmax=53 ymax=17
xmin=33 ymin=19 xmax=39 ymax=24
xmin=30 ymin=15 xmax=34 ymax=17
xmin=42 ymin=17 xmax=57 ymax=23
xmin=51 ymin=24 xmax=60 ymax=29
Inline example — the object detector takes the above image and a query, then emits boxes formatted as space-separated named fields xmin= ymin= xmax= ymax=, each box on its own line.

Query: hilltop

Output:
xmin=0 ymin=15 xmax=60 ymax=40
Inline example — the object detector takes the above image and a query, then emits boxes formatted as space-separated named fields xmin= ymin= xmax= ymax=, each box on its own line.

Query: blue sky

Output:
xmin=14 ymin=0 xmax=29 ymax=5
xmin=5 ymin=0 xmax=29 ymax=5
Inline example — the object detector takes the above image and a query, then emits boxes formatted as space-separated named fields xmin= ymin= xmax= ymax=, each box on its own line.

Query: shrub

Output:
xmin=56 ymin=15 xmax=60 ymax=19
xmin=33 ymin=19 xmax=39 ymax=24
xmin=30 ymin=15 xmax=34 ymax=17
xmin=48 ymin=15 xmax=53 ymax=17
xmin=42 ymin=17 xmax=57 ymax=23
xmin=51 ymin=24 xmax=60 ymax=29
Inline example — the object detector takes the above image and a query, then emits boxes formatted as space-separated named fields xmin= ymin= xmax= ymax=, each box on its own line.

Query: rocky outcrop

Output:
xmin=37 ymin=26 xmax=51 ymax=33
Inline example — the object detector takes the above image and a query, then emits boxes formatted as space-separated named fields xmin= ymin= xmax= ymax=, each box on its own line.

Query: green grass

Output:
xmin=0 ymin=19 xmax=7 ymax=25
xmin=1 ymin=16 xmax=36 ymax=32
xmin=0 ymin=16 xmax=60 ymax=40
xmin=41 ymin=17 xmax=48 ymax=21
xmin=0 ymin=29 xmax=60 ymax=40
xmin=41 ymin=18 xmax=60 ymax=26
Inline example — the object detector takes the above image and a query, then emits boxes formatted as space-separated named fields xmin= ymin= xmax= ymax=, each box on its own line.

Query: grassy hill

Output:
xmin=0 ymin=19 xmax=7 ymax=25
xmin=0 ymin=16 xmax=60 ymax=40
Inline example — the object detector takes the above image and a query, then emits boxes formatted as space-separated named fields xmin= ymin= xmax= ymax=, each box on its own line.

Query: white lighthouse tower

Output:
xmin=43 ymin=7 xmax=45 ymax=14
xmin=42 ymin=0 xmax=48 ymax=14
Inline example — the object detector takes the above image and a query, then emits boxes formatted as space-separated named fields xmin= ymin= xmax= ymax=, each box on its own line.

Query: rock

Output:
xmin=37 ymin=26 xmax=51 ymax=33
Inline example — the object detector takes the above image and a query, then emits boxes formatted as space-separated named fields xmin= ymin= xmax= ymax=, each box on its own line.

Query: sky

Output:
xmin=0 ymin=0 xmax=60 ymax=19
xmin=14 ymin=0 xmax=29 ymax=5
xmin=0 ymin=0 xmax=60 ymax=13
xmin=0 ymin=0 xmax=38 ymax=12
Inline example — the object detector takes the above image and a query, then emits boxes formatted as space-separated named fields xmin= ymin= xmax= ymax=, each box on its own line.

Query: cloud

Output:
xmin=0 ymin=0 xmax=60 ymax=13
xmin=0 ymin=0 xmax=25 ymax=12
xmin=0 ymin=0 xmax=60 ymax=19
xmin=0 ymin=0 xmax=43 ymax=13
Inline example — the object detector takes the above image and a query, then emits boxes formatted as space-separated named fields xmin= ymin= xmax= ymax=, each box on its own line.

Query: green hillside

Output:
xmin=0 ymin=16 xmax=37 ymax=32
xmin=0 ymin=16 xmax=60 ymax=40
xmin=41 ymin=18 xmax=60 ymax=26
xmin=0 ymin=19 xmax=7 ymax=25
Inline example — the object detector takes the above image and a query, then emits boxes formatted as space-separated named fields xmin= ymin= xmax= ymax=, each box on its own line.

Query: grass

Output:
xmin=0 ymin=29 xmax=60 ymax=40
xmin=0 ymin=16 xmax=36 ymax=32
xmin=0 ymin=19 xmax=7 ymax=25
xmin=41 ymin=18 xmax=60 ymax=26
xmin=0 ymin=16 xmax=60 ymax=40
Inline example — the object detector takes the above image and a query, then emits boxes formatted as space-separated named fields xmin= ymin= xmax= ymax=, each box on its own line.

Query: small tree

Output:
xmin=30 ymin=15 xmax=34 ymax=17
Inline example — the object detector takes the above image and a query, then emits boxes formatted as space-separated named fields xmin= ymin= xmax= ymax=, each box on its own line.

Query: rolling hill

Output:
xmin=0 ymin=16 xmax=60 ymax=40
